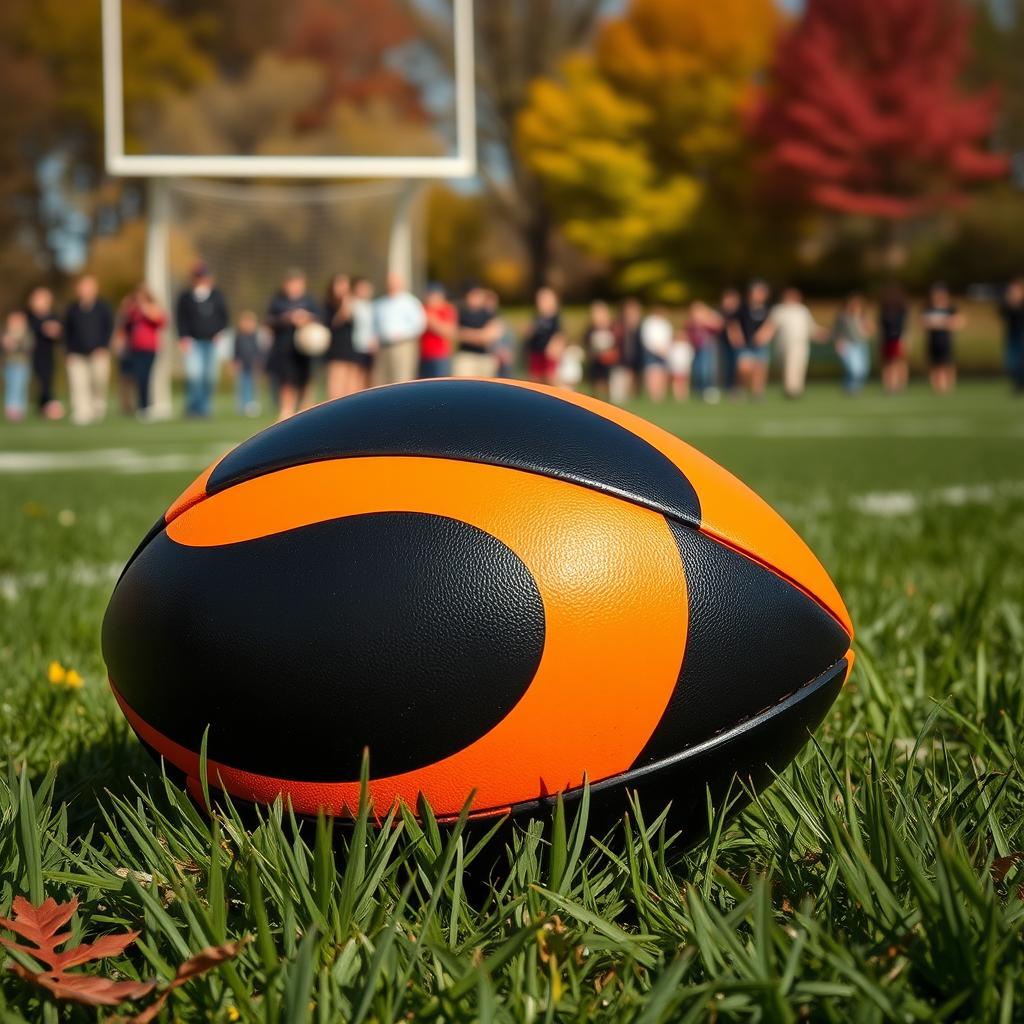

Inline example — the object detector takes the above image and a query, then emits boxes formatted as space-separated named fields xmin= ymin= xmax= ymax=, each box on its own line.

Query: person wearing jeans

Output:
xmin=176 ymin=262 xmax=230 ymax=417
xmin=833 ymin=292 xmax=873 ymax=394
xmin=3 ymin=311 xmax=32 ymax=420
xmin=122 ymin=283 xmax=167 ymax=417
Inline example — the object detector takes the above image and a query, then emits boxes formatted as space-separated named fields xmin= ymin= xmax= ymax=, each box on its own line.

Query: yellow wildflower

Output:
xmin=48 ymin=661 xmax=67 ymax=685
xmin=65 ymin=670 xmax=84 ymax=688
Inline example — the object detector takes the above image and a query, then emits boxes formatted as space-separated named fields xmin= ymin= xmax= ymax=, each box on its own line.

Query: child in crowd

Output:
xmin=524 ymin=287 xmax=564 ymax=385
xmin=584 ymin=300 xmax=619 ymax=400
xmin=833 ymin=292 xmax=872 ymax=394
xmin=686 ymin=300 xmax=723 ymax=402
xmin=667 ymin=327 xmax=694 ymax=401
xmin=2 ymin=311 xmax=32 ymax=421
xmin=923 ymin=282 xmax=965 ymax=394
xmin=639 ymin=304 xmax=673 ymax=402
xmin=233 ymin=310 xmax=264 ymax=416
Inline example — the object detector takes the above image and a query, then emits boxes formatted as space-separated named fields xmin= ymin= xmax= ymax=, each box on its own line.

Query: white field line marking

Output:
xmin=0 ymin=561 xmax=122 ymax=601
xmin=850 ymin=480 xmax=1024 ymax=518
xmin=0 ymin=447 xmax=226 ymax=474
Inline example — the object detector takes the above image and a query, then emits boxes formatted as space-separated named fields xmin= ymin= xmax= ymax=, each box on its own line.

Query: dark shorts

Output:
xmin=327 ymin=330 xmax=372 ymax=369
xmin=277 ymin=345 xmax=312 ymax=389
xmin=418 ymin=356 xmax=451 ymax=379
xmin=738 ymin=344 xmax=770 ymax=364
xmin=928 ymin=336 xmax=954 ymax=367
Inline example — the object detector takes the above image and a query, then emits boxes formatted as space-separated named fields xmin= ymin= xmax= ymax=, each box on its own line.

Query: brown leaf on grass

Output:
xmin=991 ymin=852 xmax=1023 ymax=885
xmin=0 ymin=896 xmax=155 ymax=1007
xmin=127 ymin=938 xmax=249 ymax=1024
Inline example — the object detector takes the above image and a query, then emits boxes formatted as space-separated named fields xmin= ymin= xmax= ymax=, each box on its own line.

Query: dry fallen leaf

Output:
xmin=0 ymin=895 xmax=154 ymax=1007
xmin=1 ymin=893 xmax=247 ymax=1017
xmin=127 ymin=938 xmax=249 ymax=1024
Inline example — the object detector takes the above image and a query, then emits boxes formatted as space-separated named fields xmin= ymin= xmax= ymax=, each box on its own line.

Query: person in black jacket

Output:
xmin=26 ymin=286 xmax=63 ymax=418
xmin=176 ymin=262 xmax=229 ymax=417
xmin=64 ymin=274 xmax=114 ymax=424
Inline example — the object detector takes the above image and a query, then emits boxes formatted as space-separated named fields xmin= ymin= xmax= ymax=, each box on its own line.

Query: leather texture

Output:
xmin=104 ymin=513 xmax=545 ymax=780
xmin=107 ymin=457 xmax=688 ymax=816
xmin=513 ymin=657 xmax=850 ymax=835
xmin=634 ymin=520 xmax=850 ymax=768
xmin=203 ymin=379 xmax=702 ymax=527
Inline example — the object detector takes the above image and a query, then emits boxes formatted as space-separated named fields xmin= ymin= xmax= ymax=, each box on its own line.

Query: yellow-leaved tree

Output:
xmin=517 ymin=0 xmax=779 ymax=299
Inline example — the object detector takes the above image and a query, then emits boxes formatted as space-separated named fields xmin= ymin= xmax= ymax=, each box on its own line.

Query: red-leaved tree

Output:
xmin=751 ymin=0 xmax=1008 ymax=218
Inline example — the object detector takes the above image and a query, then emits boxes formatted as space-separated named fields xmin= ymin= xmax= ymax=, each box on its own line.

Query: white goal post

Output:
xmin=101 ymin=0 xmax=476 ymax=417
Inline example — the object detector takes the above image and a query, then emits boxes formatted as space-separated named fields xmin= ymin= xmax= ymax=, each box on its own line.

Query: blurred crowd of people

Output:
xmin=3 ymin=265 xmax=1023 ymax=424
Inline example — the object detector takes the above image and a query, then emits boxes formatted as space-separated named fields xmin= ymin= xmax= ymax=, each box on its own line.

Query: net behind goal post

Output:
xmin=164 ymin=178 xmax=426 ymax=321
xmin=103 ymin=0 xmax=476 ymax=417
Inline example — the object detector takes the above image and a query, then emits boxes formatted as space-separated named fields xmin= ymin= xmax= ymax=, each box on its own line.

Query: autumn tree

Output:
xmin=399 ymin=1 xmax=609 ymax=291
xmin=517 ymin=0 xmax=780 ymax=298
xmin=0 ymin=0 xmax=209 ymax=303
xmin=752 ymin=0 xmax=1008 ymax=222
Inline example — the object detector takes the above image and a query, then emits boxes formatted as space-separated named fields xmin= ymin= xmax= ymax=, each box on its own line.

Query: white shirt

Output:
xmin=640 ymin=315 xmax=673 ymax=357
xmin=769 ymin=302 xmax=816 ymax=349
xmin=352 ymin=298 xmax=376 ymax=354
xmin=373 ymin=292 xmax=426 ymax=346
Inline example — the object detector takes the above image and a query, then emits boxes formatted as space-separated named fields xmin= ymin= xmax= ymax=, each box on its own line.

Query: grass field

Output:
xmin=2 ymin=381 xmax=1024 ymax=1021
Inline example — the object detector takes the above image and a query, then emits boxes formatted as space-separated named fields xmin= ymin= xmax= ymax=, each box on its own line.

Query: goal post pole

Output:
xmin=387 ymin=181 xmax=423 ymax=289
xmin=144 ymin=176 xmax=174 ymax=419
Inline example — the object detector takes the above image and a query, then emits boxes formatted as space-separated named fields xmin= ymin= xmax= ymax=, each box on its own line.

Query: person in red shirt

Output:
xmin=119 ymin=283 xmax=167 ymax=417
xmin=419 ymin=283 xmax=456 ymax=378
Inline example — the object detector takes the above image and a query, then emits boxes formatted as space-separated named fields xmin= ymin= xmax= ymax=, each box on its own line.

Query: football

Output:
xmin=293 ymin=320 xmax=331 ymax=357
xmin=102 ymin=379 xmax=853 ymax=827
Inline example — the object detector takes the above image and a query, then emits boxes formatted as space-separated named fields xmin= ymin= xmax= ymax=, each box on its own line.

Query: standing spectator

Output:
xmin=64 ymin=274 xmax=114 ymax=425
xmin=26 ymin=287 xmax=63 ymax=419
xmin=833 ymin=292 xmax=872 ymax=394
xmin=373 ymin=272 xmax=426 ymax=386
xmin=349 ymin=277 xmax=377 ymax=390
xmin=267 ymin=268 xmax=321 ymax=420
xmin=176 ymin=262 xmax=230 ymax=418
xmin=612 ymin=297 xmax=643 ymax=404
xmin=419 ymin=283 xmax=456 ymax=378
xmin=922 ymin=282 xmax=965 ymax=394
xmin=324 ymin=273 xmax=366 ymax=400
xmin=584 ymin=300 xmax=619 ymax=400
xmin=524 ymin=287 xmax=565 ymax=385
xmin=232 ymin=310 xmax=264 ymax=416
xmin=667 ymin=330 xmax=694 ymax=401
xmin=453 ymin=283 xmax=499 ymax=378
xmin=639 ymin=304 xmax=673 ymax=402
xmin=121 ymin=284 xmax=167 ymax=418
xmin=999 ymin=277 xmax=1024 ymax=394
xmin=486 ymin=290 xmax=517 ymax=378
xmin=2 ymin=311 xmax=32 ymax=421
xmin=879 ymin=284 xmax=909 ymax=395
xmin=718 ymin=287 xmax=742 ymax=395
xmin=758 ymin=287 xmax=825 ymax=399
xmin=686 ymin=301 xmax=723 ymax=402
xmin=733 ymin=280 xmax=772 ymax=399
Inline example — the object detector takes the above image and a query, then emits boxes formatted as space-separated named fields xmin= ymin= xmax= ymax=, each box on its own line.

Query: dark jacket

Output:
xmin=65 ymin=298 xmax=114 ymax=355
xmin=176 ymin=286 xmax=229 ymax=341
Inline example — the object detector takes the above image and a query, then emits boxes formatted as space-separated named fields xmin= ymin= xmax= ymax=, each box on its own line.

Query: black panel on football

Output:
xmin=102 ymin=513 xmax=546 ymax=780
xmin=634 ymin=521 xmax=850 ymax=768
xmin=205 ymin=380 xmax=701 ymax=527
xmin=515 ymin=657 xmax=848 ymax=835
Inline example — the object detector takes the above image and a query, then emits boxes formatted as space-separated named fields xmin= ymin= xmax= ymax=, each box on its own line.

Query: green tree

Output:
xmin=517 ymin=0 xmax=780 ymax=298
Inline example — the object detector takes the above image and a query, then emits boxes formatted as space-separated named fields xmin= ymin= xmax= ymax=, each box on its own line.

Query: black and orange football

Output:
xmin=102 ymin=380 xmax=853 ymax=827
